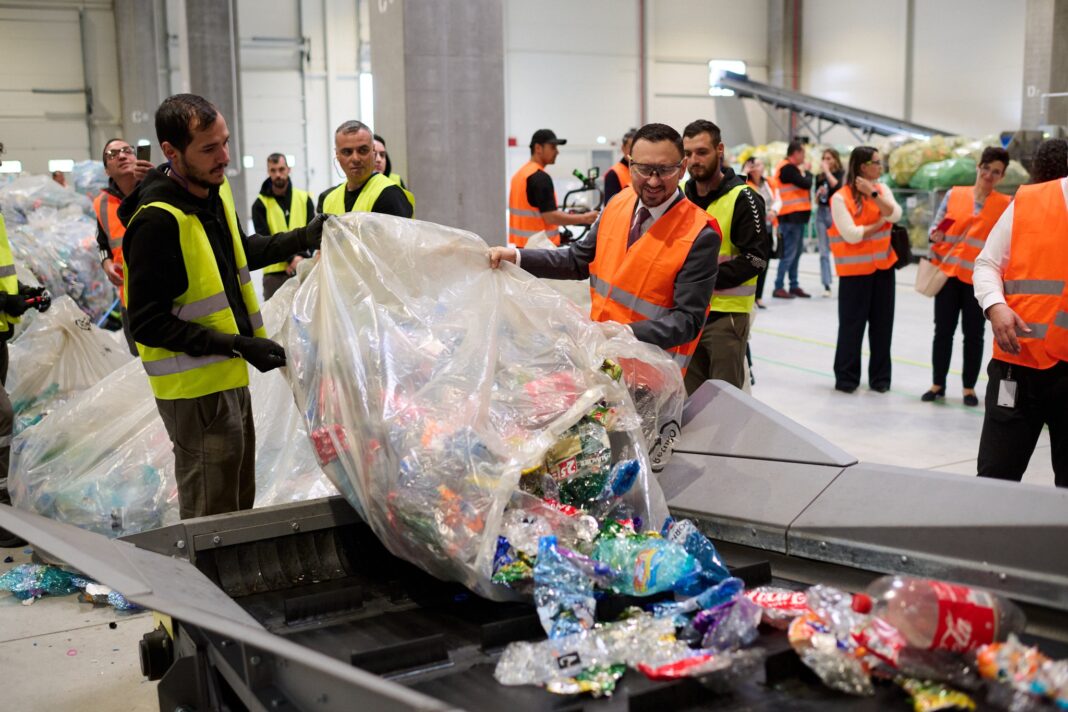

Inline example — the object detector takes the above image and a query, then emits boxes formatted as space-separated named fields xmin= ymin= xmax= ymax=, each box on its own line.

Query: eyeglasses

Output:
xmin=862 ymin=159 xmax=882 ymax=166
xmin=104 ymin=146 xmax=134 ymax=160
xmin=629 ymin=161 xmax=684 ymax=179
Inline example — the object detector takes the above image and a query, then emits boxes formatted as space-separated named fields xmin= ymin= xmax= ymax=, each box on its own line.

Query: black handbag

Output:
xmin=890 ymin=224 xmax=912 ymax=270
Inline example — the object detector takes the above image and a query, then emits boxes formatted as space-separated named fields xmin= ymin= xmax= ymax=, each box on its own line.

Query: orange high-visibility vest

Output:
xmin=508 ymin=161 xmax=559 ymax=247
xmin=774 ymin=159 xmax=811 ymax=217
xmin=929 ymin=186 xmax=1011 ymax=285
xmin=995 ymin=179 xmax=1068 ymax=369
xmin=828 ymin=186 xmax=898 ymax=277
xmin=94 ymin=190 xmax=127 ymax=305
xmin=588 ymin=187 xmax=715 ymax=374
xmin=607 ymin=160 xmax=632 ymax=190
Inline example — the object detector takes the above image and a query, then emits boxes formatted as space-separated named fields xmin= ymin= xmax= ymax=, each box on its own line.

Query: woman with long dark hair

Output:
xmin=815 ymin=148 xmax=844 ymax=296
xmin=828 ymin=146 xmax=902 ymax=393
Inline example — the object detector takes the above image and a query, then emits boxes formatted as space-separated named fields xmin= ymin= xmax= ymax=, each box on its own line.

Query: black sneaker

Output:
xmin=835 ymin=384 xmax=857 ymax=394
xmin=963 ymin=393 xmax=979 ymax=407
xmin=921 ymin=389 xmax=945 ymax=402
xmin=871 ymin=384 xmax=890 ymax=393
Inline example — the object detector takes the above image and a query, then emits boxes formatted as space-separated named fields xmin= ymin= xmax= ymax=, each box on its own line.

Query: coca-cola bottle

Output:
xmin=852 ymin=576 xmax=1025 ymax=654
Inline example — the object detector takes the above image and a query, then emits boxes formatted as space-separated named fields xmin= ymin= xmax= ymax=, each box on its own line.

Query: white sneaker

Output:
xmin=823 ymin=288 xmax=832 ymax=298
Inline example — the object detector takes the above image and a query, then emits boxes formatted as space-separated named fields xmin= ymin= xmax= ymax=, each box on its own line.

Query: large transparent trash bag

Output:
xmin=7 ymin=295 xmax=132 ymax=433
xmin=525 ymin=231 xmax=592 ymax=312
xmin=281 ymin=213 xmax=675 ymax=600
xmin=10 ymin=278 xmax=335 ymax=536
xmin=0 ymin=174 xmax=115 ymax=321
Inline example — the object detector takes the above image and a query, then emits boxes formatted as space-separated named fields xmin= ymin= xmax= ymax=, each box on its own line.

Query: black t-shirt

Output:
xmin=315 ymin=176 xmax=413 ymax=217
xmin=525 ymin=170 xmax=557 ymax=213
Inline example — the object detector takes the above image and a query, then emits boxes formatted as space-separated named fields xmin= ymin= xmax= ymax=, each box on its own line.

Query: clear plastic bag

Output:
xmin=0 ymin=175 xmax=114 ymax=321
xmin=281 ymin=213 xmax=676 ymax=599
xmin=6 ymin=296 xmax=133 ymax=433
xmin=9 ymin=278 xmax=335 ymax=536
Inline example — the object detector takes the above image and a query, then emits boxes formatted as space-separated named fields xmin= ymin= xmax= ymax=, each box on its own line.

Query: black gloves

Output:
xmin=303 ymin=213 xmax=329 ymax=251
xmin=232 ymin=334 xmax=286 ymax=373
xmin=2 ymin=293 xmax=29 ymax=317
xmin=19 ymin=285 xmax=50 ymax=313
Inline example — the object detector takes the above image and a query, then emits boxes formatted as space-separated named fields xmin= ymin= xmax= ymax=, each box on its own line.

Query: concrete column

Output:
xmin=1021 ymin=0 xmax=1068 ymax=129
xmin=369 ymin=0 xmax=507 ymax=246
xmin=114 ymin=0 xmax=169 ymax=152
xmin=184 ymin=0 xmax=248 ymax=219
xmin=766 ymin=0 xmax=802 ymax=142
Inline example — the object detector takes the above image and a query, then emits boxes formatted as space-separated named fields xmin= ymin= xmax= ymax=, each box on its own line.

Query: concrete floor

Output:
xmin=0 ymin=252 xmax=1057 ymax=711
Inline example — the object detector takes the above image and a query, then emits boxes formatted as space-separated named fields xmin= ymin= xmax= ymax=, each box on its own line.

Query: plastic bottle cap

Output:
xmin=852 ymin=593 xmax=872 ymax=614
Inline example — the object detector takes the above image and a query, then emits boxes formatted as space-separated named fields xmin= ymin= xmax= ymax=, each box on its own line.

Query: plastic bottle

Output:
xmin=852 ymin=576 xmax=1025 ymax=654
xmin=592 ymin=534 xmax=698 ymax=596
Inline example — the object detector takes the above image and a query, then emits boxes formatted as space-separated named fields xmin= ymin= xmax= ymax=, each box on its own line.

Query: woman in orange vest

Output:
xmin=973 ymin=170 xmax=1068 ymax=487
xmin=923 ymin=147 xmax=1011 ymax=406
xmin=828 ymin=146 xmax=902 ymax=393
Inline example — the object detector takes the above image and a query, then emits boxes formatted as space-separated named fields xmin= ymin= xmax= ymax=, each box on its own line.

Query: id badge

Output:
xmin=997 ymin=379 xmax=1017 ymax=408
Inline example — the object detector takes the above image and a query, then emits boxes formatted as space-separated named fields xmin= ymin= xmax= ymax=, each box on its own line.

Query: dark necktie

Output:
xmin=628 ymin=206 xmax=651 ymax=248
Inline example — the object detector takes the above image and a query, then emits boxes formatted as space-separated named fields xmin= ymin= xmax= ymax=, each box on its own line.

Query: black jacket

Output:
xmin=119 ymin=166 xmax=315 ymax=358
xmin=684 ymin=167 xmax=768 ymax=293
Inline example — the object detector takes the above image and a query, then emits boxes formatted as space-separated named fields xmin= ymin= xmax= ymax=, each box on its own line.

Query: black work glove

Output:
xmin=303 ymin=213 xmax=329 ymax=251
xmin=232 ymin=334 xmax=286 ymax=373
xmin=19 ymin=285 xmax=50 ymax=313
xmin=2 ymin=293 xmax=30 ymax=317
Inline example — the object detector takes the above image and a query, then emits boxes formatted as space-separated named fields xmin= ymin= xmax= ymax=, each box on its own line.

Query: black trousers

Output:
xmin=977 ymin=359 xmax=1068 ymax=487
xmin=834 ymin=268 xmax=895 ymax=390
xmin=932 ymin=276 xmax=984 ymax=389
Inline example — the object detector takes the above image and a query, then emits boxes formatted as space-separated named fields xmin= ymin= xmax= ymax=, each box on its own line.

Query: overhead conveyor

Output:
xmin=715 ymin=71 xmax=953 ymax=144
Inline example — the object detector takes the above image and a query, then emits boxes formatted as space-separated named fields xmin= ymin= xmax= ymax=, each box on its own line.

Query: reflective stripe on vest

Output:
xmin=508 ymin=161 xmax=559 ymax=247
xmin=928 ymin=186 xmax=1010 ymax=285
xmin=995 ymin=179 xmax=1068 ymax=368
xmin=773 ymin=159 xmax=811 ymax=216
xmin=587 ymin=187 xmax=714 ymax=374
xmin=126 ymin=178 xmax=267 ymax=400
xmin=257 ymin=187 xmax=310 ymax=274
xmin=322 ymin=173 xmax=395 ymax=216
xmin=828 ymin=188 xmax=898 ymax=277
xmin=0 ymin=213 xmax=19 ymax=335
xmin=94 ymin=190 xmax=128 ymax=305
xmin=702 ymin=183 xmax=758 ymax=313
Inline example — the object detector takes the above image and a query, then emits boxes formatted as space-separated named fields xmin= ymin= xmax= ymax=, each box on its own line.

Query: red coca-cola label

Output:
xmin=854 ymin=616 xmax=907 ymax=666
xmin=745 ymin=587 xmax=808 ymax=614
xmin=928 ymin=582 xmax=997 ymax=652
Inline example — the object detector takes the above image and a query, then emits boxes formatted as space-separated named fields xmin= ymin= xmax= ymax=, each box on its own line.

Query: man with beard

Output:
xmin=681 ymin=120 xmax=767 ymax=393
xmin=251 ymin=153 xmax=315 ymax=299
xmin=94 ymin=138 xmax=155 ymax=354
xmin=489 ymin=123 xmax=721 ymax=373
xmin=317 ymin=120 xmax=413 ymax=218
xmin=120 ymin=94 xmax=326 ymax=519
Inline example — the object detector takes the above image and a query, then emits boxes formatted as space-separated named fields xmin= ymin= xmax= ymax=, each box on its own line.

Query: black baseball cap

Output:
xmin=530 ymin=129 xmax=567 ymax=148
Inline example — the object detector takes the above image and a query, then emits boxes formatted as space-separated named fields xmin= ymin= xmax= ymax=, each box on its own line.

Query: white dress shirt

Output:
xmin=973 ymin=177 xmax=1068 ymax=313
xmin=829 ymin=185 xmax=903 ymax=244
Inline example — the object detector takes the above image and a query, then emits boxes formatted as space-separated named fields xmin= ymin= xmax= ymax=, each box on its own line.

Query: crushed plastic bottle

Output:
xmin=653 ymin=576 xmax=745 ymax=620
xmin=495 ymin=612 xmax=684 ymax=686
xmin=533 ymin=536 xmax=598 ymax=639
xmin=663 ymin=518 xmax=731 ymax=593
xmin=977 ymin=635 xmax=1068 ymax=710
xmin=696 ymin=595 xmax=763 ymax=651
xmin=853 ymin=576 xmax=1026 ymax=653
xmin=593 ymin=532 xmax=699 ymax=596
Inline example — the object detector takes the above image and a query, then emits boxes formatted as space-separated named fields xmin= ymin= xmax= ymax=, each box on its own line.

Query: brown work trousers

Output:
xmin=683 ymin=311 xmax=751 ymax=394
xmin=156 ymin=386 xmax=256 ymax=520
